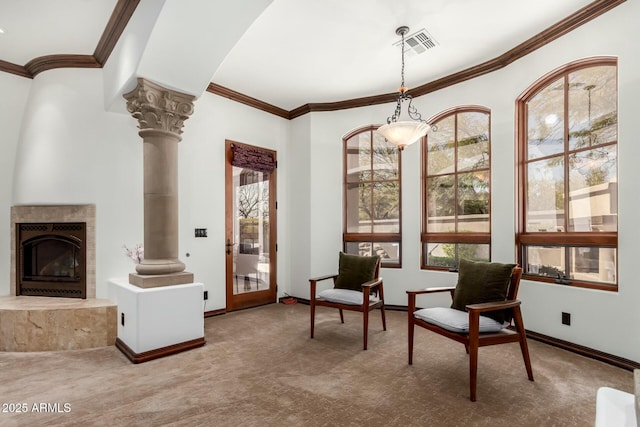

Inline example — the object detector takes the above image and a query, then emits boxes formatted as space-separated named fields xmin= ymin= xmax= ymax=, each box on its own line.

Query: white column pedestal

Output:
xmin=108 ymin=278 xmax=205 ymax=363
xmin=595 ymin=387 xmax=637 ymax=427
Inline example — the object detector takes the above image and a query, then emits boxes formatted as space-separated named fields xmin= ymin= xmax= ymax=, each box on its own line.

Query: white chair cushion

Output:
xmin=413 ymin=307 xmax=506 ymax=333
xmin=317 ymin=288 xmax=379 ymax=305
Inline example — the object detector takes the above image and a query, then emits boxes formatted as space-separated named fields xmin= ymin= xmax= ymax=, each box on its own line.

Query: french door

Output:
xmin=225 ymin=140 xmax=277 ymax=311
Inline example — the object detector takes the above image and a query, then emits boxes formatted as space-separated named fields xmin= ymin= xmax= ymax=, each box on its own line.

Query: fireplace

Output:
xmin=17 ymin=223 xmax=86 ymax=298
xmin=2 ymin=205 xmax=115 ymax=353
xmin=10 ymin=205 xmax=96 ymax=299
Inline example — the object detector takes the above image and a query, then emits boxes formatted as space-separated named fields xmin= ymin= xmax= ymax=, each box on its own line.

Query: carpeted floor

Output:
xmin=0 ymin=303 xmax=633 ymax=426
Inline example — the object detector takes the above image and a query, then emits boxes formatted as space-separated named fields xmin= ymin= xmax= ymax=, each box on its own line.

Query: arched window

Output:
xmin=422 ymin=107 xmax=491 ymax=269
xmin=343 ymin=126 xmax=401 ymax=267
xmin=516 ymin=57 xmax=618 ymax=290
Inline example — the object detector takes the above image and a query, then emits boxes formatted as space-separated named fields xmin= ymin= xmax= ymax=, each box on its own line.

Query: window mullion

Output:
xmin=563 ymin=74 xmax=570 ymax=234
xmin=454 ymin=113 xmax=459 ymax=233
xmin=369 ymin=130 xmax=375 ymax=234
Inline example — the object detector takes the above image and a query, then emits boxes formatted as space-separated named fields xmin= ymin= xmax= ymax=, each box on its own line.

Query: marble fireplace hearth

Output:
xmin=0 ymin=296 xmax=117 ymax=351
xmin=2 ymin=205 xmax=117 ymax=352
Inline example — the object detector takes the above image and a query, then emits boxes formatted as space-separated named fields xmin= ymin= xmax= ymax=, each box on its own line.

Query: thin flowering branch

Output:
xmin=123 ymin=244 xmax=144 ymax=264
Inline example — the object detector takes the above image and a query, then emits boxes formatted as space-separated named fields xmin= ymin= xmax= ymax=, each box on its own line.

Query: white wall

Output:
xmin=6 ymin=67 xmax=291 ymax=310
xmin=287 ymin=115 xmax=312 ymax=298
xmin=290 ymin=1 xmax=640 ymax=362
xmin=0 ymin=72 xmax=31 ymax=293
xmin=102 ymin=0 xmax=166 ymax=112
xmin=11 ymin=68 xmax=144 ymax=299
xmin=137 ymin=0 xmax=273 ymax=98
xmin=3 ymin=0 xmax=637 ymax=363
xmin=178 ymin=92 xmax=290 ymax=311
xmin=508 ymin=1 xmax=640 ymax=363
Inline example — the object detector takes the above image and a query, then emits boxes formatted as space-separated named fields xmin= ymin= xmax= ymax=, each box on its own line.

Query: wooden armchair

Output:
xmin=407 ymin=260 xmax=533 ymax=401
xmin=309 ymin=252 xmax=386 ymax=350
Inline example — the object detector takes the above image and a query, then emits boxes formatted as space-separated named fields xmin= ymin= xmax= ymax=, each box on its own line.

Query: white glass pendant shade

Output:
xmin=377 ymin=121 xmax=429 ymax=150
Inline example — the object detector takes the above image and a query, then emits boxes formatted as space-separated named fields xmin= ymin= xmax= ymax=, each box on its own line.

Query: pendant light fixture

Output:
xmin=377 ymin=26 xmax=434 ymax=151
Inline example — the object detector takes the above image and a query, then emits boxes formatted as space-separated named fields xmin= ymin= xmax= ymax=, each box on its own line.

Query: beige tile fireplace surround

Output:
xmin=1 ymin=205 xmax=116 ymax=351
xmin=10 ymin=204 xmax=96 ymax=297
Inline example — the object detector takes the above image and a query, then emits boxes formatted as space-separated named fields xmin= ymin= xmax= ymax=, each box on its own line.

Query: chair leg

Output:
xmin=408 ymin=317 xmax=414 ymax=365
xmin=407 ymin=293 xmax=416 ymax=365
xmin=513 ymin=307 xmax=534 ymax=381
xmin=339 ymin=309 xmax=344 ymax=324
xmin=363 ymin=308 xmax=369 ymax=350
xmin=380 ymin=305 xmax=387 ymax=331
xmin=309 ymin=280 xmax=317 ymax=340
xmin=469 ymin=341 xmax=479 ymax=402
xmin=468 ymin=313 xmax=480 ymax=402
xmin=310 ymin=302 xmax=315 ymax=339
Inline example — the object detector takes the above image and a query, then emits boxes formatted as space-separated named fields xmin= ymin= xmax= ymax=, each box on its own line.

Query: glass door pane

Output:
xmin=225 ymin=140 xmax=277 ymax=311
xmin=232 ymin=167 xmax=270 ymax=295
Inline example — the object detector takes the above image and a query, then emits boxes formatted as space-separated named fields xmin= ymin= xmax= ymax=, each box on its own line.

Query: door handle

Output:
xmin=226 ymin=239 xmax=235 ymax=255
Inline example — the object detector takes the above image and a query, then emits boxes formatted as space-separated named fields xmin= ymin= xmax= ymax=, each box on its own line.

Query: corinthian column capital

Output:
xmin=124 ymin=78 xmax=195 ymax=138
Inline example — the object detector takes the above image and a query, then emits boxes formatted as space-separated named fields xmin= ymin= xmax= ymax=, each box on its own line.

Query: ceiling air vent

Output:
xmin=394 ymin=28 xmax=438 ymax=55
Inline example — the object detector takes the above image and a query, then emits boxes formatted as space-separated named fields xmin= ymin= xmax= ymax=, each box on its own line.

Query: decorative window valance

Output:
xmin=231 ymin=144 xmax=276 ymax=173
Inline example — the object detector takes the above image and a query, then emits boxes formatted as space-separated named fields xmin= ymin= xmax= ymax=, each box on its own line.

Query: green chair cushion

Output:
xmin=451 ymin=259 xmax=515 ymax=324
xmin=334 ymin=252 xmax=379 ymax=291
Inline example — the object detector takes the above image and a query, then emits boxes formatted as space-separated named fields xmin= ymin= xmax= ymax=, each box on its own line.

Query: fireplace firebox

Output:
xmin=17 ymin=223 xmax=86 ymax=299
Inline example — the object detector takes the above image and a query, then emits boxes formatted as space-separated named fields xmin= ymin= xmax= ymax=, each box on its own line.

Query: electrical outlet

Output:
xmin=203 ymin=291 xmax=208 ymax=300
xmin=562 ymin=312 xmax=571 ymax=326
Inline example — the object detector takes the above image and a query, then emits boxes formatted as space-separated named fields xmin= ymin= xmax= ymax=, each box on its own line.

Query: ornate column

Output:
xmin=124 ymin=78 xmax=195 ymax=287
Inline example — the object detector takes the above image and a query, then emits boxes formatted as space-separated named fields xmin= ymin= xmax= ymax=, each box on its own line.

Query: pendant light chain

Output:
xmin=377 ymin=25 xmax=435 ymax=151
xmin=400 ymin=29 xmax=406 ymax=91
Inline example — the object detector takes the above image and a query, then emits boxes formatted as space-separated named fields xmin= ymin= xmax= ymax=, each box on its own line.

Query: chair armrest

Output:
xmin=406 ymin=286 xmax=456 ymax=296
xmin=309 ymin=274 xmax=338 ymax=283
xmin=309 ymin=274 xmax=338 ymax=302
xmin=361 ymin=278 xmax=383 ymax=290
xmin=466 ymin=299 xmax=521 ymax=313
xmin=465 ymin=300 xmax=523 ymax=338
xmin=407 ymin=287 xmax=456 ymax=313
xmin=361 ymin=278 xmax=384 ymax=305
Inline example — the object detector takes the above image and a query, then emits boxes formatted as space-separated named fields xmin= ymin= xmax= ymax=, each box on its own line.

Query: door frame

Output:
xmin=225 ymin=139 xmax=277 ymax=311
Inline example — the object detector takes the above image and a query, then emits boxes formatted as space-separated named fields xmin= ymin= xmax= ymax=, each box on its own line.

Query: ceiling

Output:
xmin=0 ymin=0 xmax=605 ymax=111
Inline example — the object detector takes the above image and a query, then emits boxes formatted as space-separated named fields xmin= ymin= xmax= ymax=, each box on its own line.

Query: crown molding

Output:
xmin=25 ymin=54 xmax=101 ymax=77
xmin=0 ymin=60 xmax=30 ymax=78
xmin=211 ymin=0 xmax=626 ymax=119
xmin=0 ymin=0 xmax=138 ymax=79
xmin=0 ymin=0 xmax=626 ymax=115
xmin=94 ymin=0 xmax=141 ymax=66
xmin=406 ymin=0 xmax=627 ymax=100
xmin=207 ymin=83 xmax=290 ymax=119
xmin=289 ymin=92 xmax=398 ymax=119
